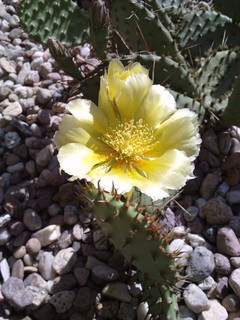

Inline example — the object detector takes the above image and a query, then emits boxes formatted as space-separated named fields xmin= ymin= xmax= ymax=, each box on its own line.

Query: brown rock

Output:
xmin=217 ymin=227 xmax=240 ymax=256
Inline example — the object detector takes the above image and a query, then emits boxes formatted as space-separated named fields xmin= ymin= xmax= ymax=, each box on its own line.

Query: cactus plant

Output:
xmin=78 ymin=181 xmax=181 ymax=319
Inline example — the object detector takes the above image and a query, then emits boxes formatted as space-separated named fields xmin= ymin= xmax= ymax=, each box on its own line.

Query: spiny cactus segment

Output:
xmin=18 ymin=0 xmax=89 ymax=47
xmin=77 ymin=181 xmax=182 ymax=319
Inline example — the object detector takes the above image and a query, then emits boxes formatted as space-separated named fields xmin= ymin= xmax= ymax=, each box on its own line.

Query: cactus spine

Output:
xmin=80 ymin=182 xmax=181 ymax=320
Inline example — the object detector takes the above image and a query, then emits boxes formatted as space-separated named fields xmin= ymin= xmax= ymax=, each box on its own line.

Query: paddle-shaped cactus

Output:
xmin=78 ymin=182 xmax=181 ymax=320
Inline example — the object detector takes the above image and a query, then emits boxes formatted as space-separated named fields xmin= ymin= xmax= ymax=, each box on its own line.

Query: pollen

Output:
xmin=102 ymin=119 xmax=155 ymax=161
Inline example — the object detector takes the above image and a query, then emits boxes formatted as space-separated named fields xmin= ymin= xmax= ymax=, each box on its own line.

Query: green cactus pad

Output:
xmin=178 ymin=10 xmax=231 ymax=49
xmin=79 ymin=182 xmax=180 ymax=319
xmin=108 ymin=0 xmax=186 ymax=66
xmin=195 ymin=49 xmax=240 ymax=99
xmin=222 ymin=75 xmax=240 ymax=126
xmin=18 ymin=0 xmax=89 ymax=47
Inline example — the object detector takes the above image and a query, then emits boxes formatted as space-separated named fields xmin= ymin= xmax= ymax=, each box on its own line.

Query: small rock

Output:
xmin=222 ymin=293 xmax=240 ymax=312
xmin=23 ymin=208 xmax=42 ymax=231
xmin=32 ymin=225 xmax=61 ymax=247
xmin=74 ymin=266 xmax=90 ymax=287
xmin=63 ymin=204 xmax=78 ymax=225
xmin=37 ymin=88 xmax=53 ymax=104
xmin=24 ymin=273 xmax=47 ymax=289
xmin=214 ymin=253 xmax=232 ymax=275
xmin=37 ymin=109 xmax=51 ymax=125
xmin=96 ymin=299 xmax=119 ymax=319
xmin=229 ymin=217 xmax=240 ymax=237
xmin=200 ymin=172 xmax=220 ymax=199
xmin=102 ymin=282 xmax=132 ymax=302
xmin=202 ymin=197 xmax=233 ymax=225
xmin=49 ymin=291 xmax=75 ymax=313
xmin=1 ymin=277 xmax=33 ymax=309
xmin=217 ymin=227 xmax=240 ymax=256
xmin=198 ymin=276 xmax=216 ymax=291
xmin=186 ymin=233 xmax=206 ymax=248
xmin=230 ymin=257 xmax=240 ymax=268
xmin=0 ymin=227 xmax=11 ymax=245
xmin=213 ymin=276 xmax=229 ymax=299
xmin=0 ymin=57 xmax=16 ymax=73
xmin=0 ymin=258 xmax=10 ymax=282
xmin=26 ymin=285 xmax=49 ymax=309
xmin=25 ymin=70 xmax=40 ymax=85
xmin=4 ymin=131 xmax=21 ymax=149
xmin=53 ymin=248 xmax=77 ymax=275
xmin=0 ymin=213 xmax=11 ymax=228
xmin=226 ymin=191 xmax=240 ymax=204
xmin=186 ymin=246 xmax=215 ymax=282
xmin=183 ymin=206 xmax=199 ymax=222
xmin=179 ymin=305 xmax=196 ymax=320
xmin=92 ymin=264 xmax=119 ymax=285
xmin=49 ymin=274 xmax=77 ymax=294
xmin=219 ymin=131 xmax=232 ymax=154
xmin=35 ymin=144 xmax=54 ymax=167
xmin=229 ymin=268 xmax=240 ymax=297
xmin=38 ymin=251 xmax=57 ymax=281
xmin=227 ymin=311 xmax=240 ymax=320
xmin=73 ymin=287 xmax=97 ymax=312
xmin=183 ymin=283 xmax=210 ymax=313
xmin=11 ymin=259 xmax=24 ymax=279
xmin=25 ymin=238 xmax=41 ymax=255
xmin=198 ymin=299 xmax=228 ymax=320
xmin=93 ymin=229 xmax=108 ymax=250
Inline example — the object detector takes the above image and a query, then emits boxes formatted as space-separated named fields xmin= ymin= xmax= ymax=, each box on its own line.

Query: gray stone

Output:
xmin=186 ymin=246 xmax=215 ymax=282
xmin=63 ymin=205 xmax=78 ymax=225
xmin=73 ymin=287 xmax=97 ymax=312
xmin=229 ymin=268 xmax=240 ymax=297
xmin=25 ymin=70 xmax=40 ymax=85
xmin=4 ymin=131 xmax=21 ymax=149
xmin=1 ymin=277 xmax=33 ymax=309
xmin=37 ymin=88 xmax=53 ymax=104
xmin=102 ymin=282 xmax=132 ymax=302
xmin=179 ymin=305 xmax=196 ymax=320
xmin=32 ymin=225 xmax=61 ymax=247
xmin=53 ymin=248 xmax=77 ymax=275
xmin=217 ymin=227 xmax=240 ymax=256
xmin=183 ymin=284 xmax=209 ymax=313
xmin=0 ymin=227 xmax=11 ymax=245
xmin=198 ymin=299 xmax=228 ymax=320
xmin=74 ymin=266 xmax=90 ymax=286
xmin=25 ymin=286 xmax=49 ymax=309
xmin=0 ymin=258 xmax=10 ymax=282
xmin=202 ymin=197 xmax=233 ymax=225
xmin=38 ymin=251 xmax=57 ymax=280
xmin=11 ymin=259 xmax=24 ymax=279
xmin=35 ymin=144 xmax=54 ymax=167
xmin=92 ymin=264 xmax=119 ymax=285
xmin=214 ymin=253 xmax=232 ymax=275
xmin=23 ymin=208 xmax=42 ymax=231
xmin=226 ymin=190 xmax=240 ymax=204
xmin=222 ymin=293 xmax=240 ymax=312
xmin=49 ymin=291 xmax=75 ymax=313
xmin=0 ymin=213 xmax=11 ymax=228
xmin=24 ymin=273 xmax=47 ymax=289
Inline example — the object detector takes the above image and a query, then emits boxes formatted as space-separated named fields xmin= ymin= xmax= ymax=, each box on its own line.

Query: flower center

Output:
xmin=102 ymin=119 xmax=155 ymax=162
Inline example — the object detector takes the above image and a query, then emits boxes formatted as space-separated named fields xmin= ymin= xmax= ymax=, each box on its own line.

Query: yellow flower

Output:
xmin=54 ymin=59 xmax=201 ymax=200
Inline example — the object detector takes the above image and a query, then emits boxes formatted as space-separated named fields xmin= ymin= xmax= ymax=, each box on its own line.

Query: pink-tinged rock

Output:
xmin=217 ymin=227 xmax=240 ymax=256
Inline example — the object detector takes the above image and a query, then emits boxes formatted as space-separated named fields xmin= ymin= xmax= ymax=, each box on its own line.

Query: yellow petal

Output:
xmin=137 ymin=85 xmax=176 ymax=128
xmin=53 ymin=115 xmax=110 ymax=152
xmin=66 ymin=98 xmax=108 ymax=134
xmin=98 ymin=76 xmax=119 ymax=124
xmin=148 ymin=109 xmax=201 ymax=158
xmin=90 ymin=149 xmax=194 ymax=200
xmin=138 ymin=149 xmax=194 ymax=191
xmin=115 ymin=74 xmax=152 ymax=120
xmin=57 ymin=143 xmax=108 ymax=178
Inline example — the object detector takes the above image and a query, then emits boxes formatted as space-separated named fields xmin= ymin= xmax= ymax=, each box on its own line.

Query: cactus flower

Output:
xmin=54 ymin=59 xmax=201 ymax=200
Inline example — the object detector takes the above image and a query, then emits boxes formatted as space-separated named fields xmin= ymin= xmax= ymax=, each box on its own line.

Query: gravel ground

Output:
xmin=1 ymin=1 xmax=240 ymax=320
